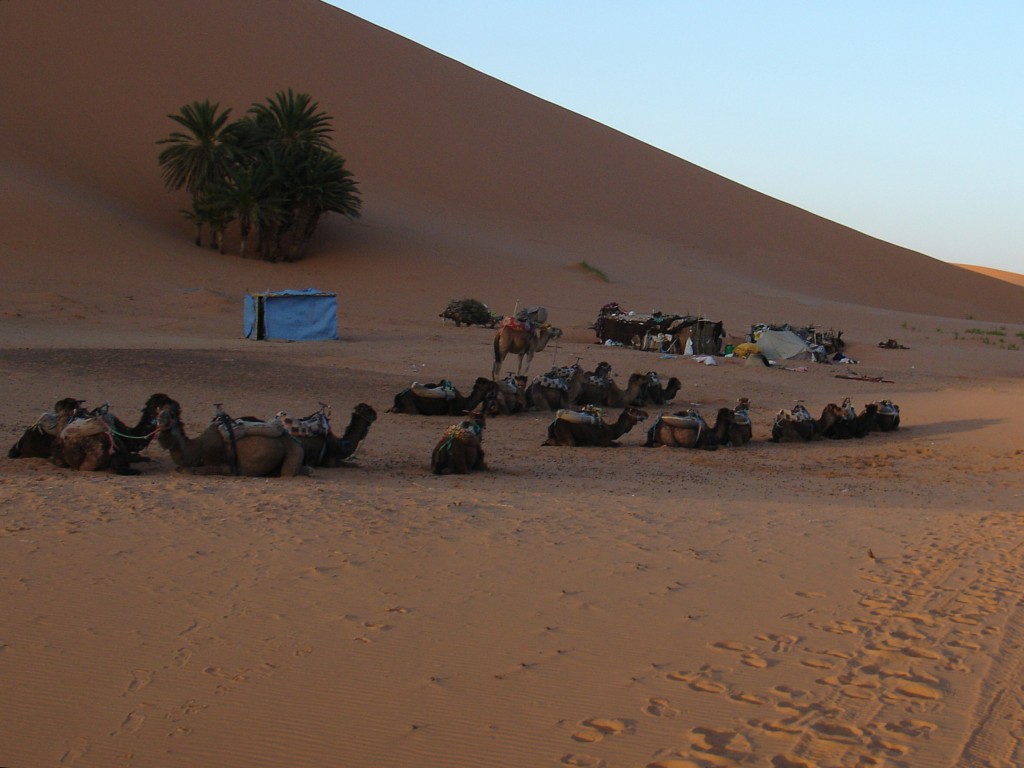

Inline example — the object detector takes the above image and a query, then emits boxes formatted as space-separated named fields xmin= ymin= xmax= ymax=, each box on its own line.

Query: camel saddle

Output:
xmin=215 ymin=418 xmax=284 ymax=442
xmin=732 ymin=407 xmax=752 ymax=427
xmin=273 ymin=409 xmax=330 ymax=438
xmin=554 ymin=406 xmax=602 ymax=425
xmin=33 ymin=411 xmax=62 ymax=436
xmin=877 ymin=400 xmax=899 ymax=417
xmin=658 ymin=411 xmax=705 ymax=430
xmin=59 ymin=414 xmax=114 ymax=439
xmin=409 ymin=380 xmax=457 ymax=400
xmin=443 ymin=419 xmax=483 ymax=444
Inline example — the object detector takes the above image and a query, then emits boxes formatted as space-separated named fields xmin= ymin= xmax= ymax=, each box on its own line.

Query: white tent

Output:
xmin=753 ymin=329 xmax=816 ymax=361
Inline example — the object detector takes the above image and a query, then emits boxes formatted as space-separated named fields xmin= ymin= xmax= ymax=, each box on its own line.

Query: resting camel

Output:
xmin=770 ymin=403 xmax=846 ymax=442
xmin=50 ymin=393 xmax=176 ymax=475
xmin=8 ymin=397 xmax=86 ymax=459
xmin=489 ymin=374 xmax=528 ymax=416
xmin=287 ymin=403 xmax=378 ymax=467
xmin=156 ymin=402 xmax=306 ymax=477
xmin=874 ymin=400 xmax=901 ymax=431
xmin=645 ymin=407 xmax=735 ymax=449
xmin=389 ymin=377 xmax=497 ymax=416
xmin=575 ymin=369 xmax=648 ymax=408
xmin=526 ymin=364 xmax=584 ymax=411
xmin=543 ymin=406 xmax=648 ymax=447
xmin=492 ymin=322 xmax=563 ymax=379
xmin=431 ymin=411 xmax=486 ymax=474
xmin=637 ymin=372 xmax=682 ymax=406
xmin=728 ymin=398 xmax=753 ymax=446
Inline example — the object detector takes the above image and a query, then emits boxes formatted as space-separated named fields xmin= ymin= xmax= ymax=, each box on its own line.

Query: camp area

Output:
xmin=592 ymin=302 xmax=725 ymax=355
xmin=729 ymin=323 xmax=845 ymax=362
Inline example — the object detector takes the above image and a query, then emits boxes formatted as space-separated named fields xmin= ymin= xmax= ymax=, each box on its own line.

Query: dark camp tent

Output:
xmin=243 ymin=288 xmax=338 ymax=341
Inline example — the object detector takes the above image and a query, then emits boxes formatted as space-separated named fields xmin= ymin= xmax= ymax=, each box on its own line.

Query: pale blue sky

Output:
xmin=330 ymin=2 xmax=1022 ymax=274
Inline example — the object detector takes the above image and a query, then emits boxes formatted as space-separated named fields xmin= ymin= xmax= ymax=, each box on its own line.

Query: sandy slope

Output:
xmin=2 ymin=1 xmax=1024 ymax=767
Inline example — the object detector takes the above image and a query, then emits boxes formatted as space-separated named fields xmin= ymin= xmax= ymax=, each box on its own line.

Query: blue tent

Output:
xmin=244 ymin=288 xmax=338 ymax=341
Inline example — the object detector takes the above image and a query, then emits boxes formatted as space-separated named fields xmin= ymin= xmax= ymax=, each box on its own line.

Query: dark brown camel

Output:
xmin=431 ymin=411 xmax=486 ymax=474
xmin=492 ymin=322 xmax=563 ymax=379
xmin=873 ymin=400 xmax=901 ymax=431
xmin=727 ymin=398 xmax=753 ymax=446
xmin=770 ymin=403 xmax=845 ymax=443
xmin=543 ymin=406 xmax=648 ymax=447
xmin=155 ymin=402 xmax=306 ymax=477
xmin=645 ymin=407 xmax=734 ymax=449
xmin=575 ymin=369 xmax=649 ymax=408
xmin=8 ymin=397 xmax=85 ymax=459
xmin=489 ymin=374 xmax=528 ymax=416
xmin=50 ymin=393 xmax=176 ymax=475
xmin=636 ymin=373 xmax=682 ymax=406
xmin=296 ymin=403 xmax=378 ymax=467
xmin=389 ymin=377 xmax=497 ymax=416
xmin=526 ymin=364 xmax=585 ymax=411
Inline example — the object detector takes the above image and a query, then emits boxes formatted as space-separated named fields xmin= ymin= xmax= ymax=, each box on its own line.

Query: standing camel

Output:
xmin=492 ymin=323 xmax=563 ymax=379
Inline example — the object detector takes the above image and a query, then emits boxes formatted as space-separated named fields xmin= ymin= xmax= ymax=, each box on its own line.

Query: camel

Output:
xmin=575 ymin=368 xmax=648 ymax=408
xmin=489 ymin=374 xmax=528 ymax=416
xmin=636 ymin=372 xmax=682 ymax=406
xmin=155 ymin=402 xmax=306 ymax=477
xmin=526 ymin=364 xmax=584 ymax=411
xmin=728 ymin=398 xmax=753 ymax=446
xmin=770 ymin=403 xmax=846 ymax=442
xmin=492 ymin=322 xmax=563 ymax=379
xmin=874 ymin=400 xmax=901 ymax=431
xmin=8 ymin=397 xmax=85 ymax=459
xmin=292 ymin=403 xmax=378 ymax=467
xmin=645 ymin=407 xmax=735 ymax=449
xmin=431 ymin=410 xmax=486 ymax=474
xmin=389 ymin=377 xmax=497 ymax=416
xmin=543 ymin=406 xmax=648 ymax=447
xmin=49 ymin=393 xmax=176 ymax=475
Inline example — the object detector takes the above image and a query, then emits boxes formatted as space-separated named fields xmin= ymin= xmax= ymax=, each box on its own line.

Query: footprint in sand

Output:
xmin=712 ymin=640 xmax=755 ymax=653
xmin=755 ymin=633 xmax=800 ymax=653
xmin=741 ymin=653 xmax=770 ymax=668
xmin=891 ymin=681 xmax=943 ymax=701
xmin=110 ymin=710 xmax=145 ymax=736
xmin=800 ymin=658 xmax=834 ymax=670
xmin=645 ymin=697 xmax=680 ymax=718
xmin=882 ymin=718 xmax=938 ymax=738
xmin=124 ymin=668 xmax=152 ymax=695
xmin=571 ymin=718 xmax=633 ymax=742
xmin=770 ymin=755 xmax=815 ymax=768
xmin=560 ymin=754 xmax=607 ymax=767
xmin=688 ymin=726 xmax=753 ymax=760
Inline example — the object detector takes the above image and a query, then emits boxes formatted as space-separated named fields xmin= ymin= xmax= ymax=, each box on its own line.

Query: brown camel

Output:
xmin=293 ymin=403 xmax=378 ymax=467
xmin=8 ymin=397 xmax=85 ymax=459
xmin=637 ymin=373 xmax=682 ymax=406
xmin=431 ymin=411 xmax=486 ymax=474
xmin=489 ymin=374 xmax=528 ymax=416
xmin=156 ymin=402 xmax=306 ymax=477
xmin=575 ymin=369 xmax=649 ymax=408
xmin=543 ymin=406 xmax=648 ymax=447
xmin=770 ymin=403 xmax=845 ymax=442
xmin=727 ymin=398 xmax=753 ymax=446
xmin=645 ymin=407 xmax=734 ymax=449
xmin=526 ymin=364 xmax=585 ymax=411
xmin=389 ymin=377 xmax=497 ymax=416
xmin=873 ymin=400 xmax=901 ymax=431
xmin=50 ymin=393 xmax=176 ymax=475
xmin=492 ymin=322 xmax=563 ymax=379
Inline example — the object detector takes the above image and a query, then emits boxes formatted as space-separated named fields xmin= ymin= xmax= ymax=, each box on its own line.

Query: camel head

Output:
xmin=353 ymin=403 xmax=377 ymax=425
xmin=624 ymin=407 xmax=649 ymax=424
xmin=156 ymin=402 xmax=184 ymax=433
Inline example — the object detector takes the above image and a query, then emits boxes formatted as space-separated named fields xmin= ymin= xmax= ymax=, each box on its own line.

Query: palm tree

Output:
xmin=284 ymin=148 xmax=361 ymax=261
xmin=246 ymin=89 xmax=333 ymax=153
xmin=157 ymin=100 xmax=235 ymax=196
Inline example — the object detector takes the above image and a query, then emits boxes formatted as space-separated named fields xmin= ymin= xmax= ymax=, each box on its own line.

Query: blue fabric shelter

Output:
xmin=244 ymin=288 xmax=338 ymax=341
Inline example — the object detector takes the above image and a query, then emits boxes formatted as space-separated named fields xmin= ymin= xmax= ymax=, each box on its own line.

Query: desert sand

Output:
xmin=2 ymin=2 xmax=1024 ymax=767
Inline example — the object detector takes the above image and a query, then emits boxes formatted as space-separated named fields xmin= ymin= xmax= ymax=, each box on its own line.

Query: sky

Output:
xmin=330 ymin=2 xmax=1022 ymax=274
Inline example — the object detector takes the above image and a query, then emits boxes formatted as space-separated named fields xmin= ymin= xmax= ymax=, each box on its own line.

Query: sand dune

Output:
xmin=2 ymin=1 xmax=1024 ymax=767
